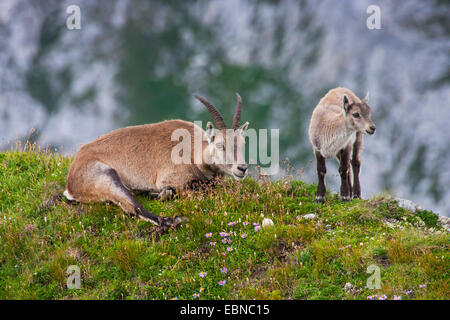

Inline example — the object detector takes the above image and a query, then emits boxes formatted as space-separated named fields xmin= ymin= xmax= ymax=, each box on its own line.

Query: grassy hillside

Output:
xmin=0 ymin=146 xmax=448 ymax=300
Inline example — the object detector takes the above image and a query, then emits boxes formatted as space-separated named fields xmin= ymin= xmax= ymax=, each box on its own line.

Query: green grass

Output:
xmin=0 ymin=145 xmax=448 ymax=300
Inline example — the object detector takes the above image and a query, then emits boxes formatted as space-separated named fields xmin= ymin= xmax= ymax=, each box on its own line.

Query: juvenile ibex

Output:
xmin=308 ymin=87 xmax=376 ymax=203
xmin=64 ymin=94 xmax=249 ymax=231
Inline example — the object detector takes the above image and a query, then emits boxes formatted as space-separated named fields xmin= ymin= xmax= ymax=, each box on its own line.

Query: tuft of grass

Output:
xmin=0 ymin=145 xmax=448 ymax=300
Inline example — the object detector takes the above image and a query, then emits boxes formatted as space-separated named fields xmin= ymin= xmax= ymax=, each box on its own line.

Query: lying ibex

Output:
xmin=64 ymin=94 xmax=249 ymax=231
xmin=308 ymin=87 xmax=376 ymax=203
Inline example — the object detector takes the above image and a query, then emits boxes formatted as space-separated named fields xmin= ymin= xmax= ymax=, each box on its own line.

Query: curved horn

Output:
xmin=232 ymin=93 xmax=242 ymax=129
xmin=194 ymin=95 xmax=227 ymax=130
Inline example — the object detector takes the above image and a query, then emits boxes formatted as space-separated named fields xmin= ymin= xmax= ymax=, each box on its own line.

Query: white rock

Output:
xmin=262 ymin=218 xmax=274 ymax=228
xmin=394 ymin=197 xmax=422 ymax=212
xmin=344 ymin=282 xmax=354 ymax=292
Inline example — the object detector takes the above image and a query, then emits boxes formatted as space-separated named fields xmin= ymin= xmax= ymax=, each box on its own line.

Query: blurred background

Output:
xmin=0 ymin=0 xmax=449 ymax=216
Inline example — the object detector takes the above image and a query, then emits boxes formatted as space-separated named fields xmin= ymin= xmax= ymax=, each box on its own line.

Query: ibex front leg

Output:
xmin=315 ymin=150 xmax=327 ymax=203
xmin=351 ymin=132 xmax=363 ymax=199
xmin=337 ymin=146 xmax=352 ymax=202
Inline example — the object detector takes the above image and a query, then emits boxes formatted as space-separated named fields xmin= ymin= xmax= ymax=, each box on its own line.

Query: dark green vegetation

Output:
xmin=0 ymin=147 xmax=448 ymax=299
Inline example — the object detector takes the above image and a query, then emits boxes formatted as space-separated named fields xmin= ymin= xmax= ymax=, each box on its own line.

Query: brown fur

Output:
xmin=65 ymin=95 xmax=249 ymax=231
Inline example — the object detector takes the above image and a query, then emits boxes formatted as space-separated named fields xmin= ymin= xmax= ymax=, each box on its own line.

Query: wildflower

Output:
xmin=220 ymin=232 xmax=229 ymax=237
xmin=228 ymin=221 xmax=236 ymax=226
xmin=199 ymin=287 xmax=204 ymax=292
xmin=192 ymin=293 xmax=200 ymax=299
xmin=241 ymin=233 xmax=247 ymax=239
xmin=345 ymin=244 xmax=351 ymax=248
xmin=221 ymin=267 xmax=228 ymax=274
xmin=405 ymin=289 xmax=413 ymax=295
xmin=393 ymin=296 xmax=402 ymax=300
xmin=227 ymin=239 xmax=232 ymax=244
xmin=226 ymin=246 xmax=233 ymax=252
xmin=367 ymin=295 xmax=376 ymax=300
xmin=171 ymin=297 xmax=178 ymax=300
xmin=218 ymin=280 xmax=226 ymax=286
xmin=203 ymin=209 xmax=207 ymax=212
xmin=205 ymin=232 xmax=213 ymax=238
xmin=254 ymin=225 xmax=261 ymax=232
xmin=253 ymin=222 xmax=259 ymax=226
xmin=221 ymin=238 xmax=228 ymax=244
xmin=378 ymin=294 xmax=387 ymax=300
xmin=210 ymin=241 xmax=216 ymax=246
xmin=419 ymin=284 xmax=427 ymax=289
xmin=199 ymin=271 xmax=207 ymax=278
xmin=243 ymin=221 xmax=249 ymax=226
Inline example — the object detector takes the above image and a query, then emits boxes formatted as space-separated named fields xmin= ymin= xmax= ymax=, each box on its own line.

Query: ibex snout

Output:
xmin=366 ymin=124 xmax=376 ymax=135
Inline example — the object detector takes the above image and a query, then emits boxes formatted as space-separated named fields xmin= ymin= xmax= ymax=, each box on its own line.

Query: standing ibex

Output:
xmin=308 ymin=87 xmax=376 ymax=203
xmin=64 ymin=94 xmax=249 ymax=231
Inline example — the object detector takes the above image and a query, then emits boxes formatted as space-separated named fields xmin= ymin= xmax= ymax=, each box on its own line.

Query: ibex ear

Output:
xmin=362 ymin=92 xmax=369 ymax=103
xmin=343 ymin=95 xmax=350 ymax=112
xmin=206 ymin=121 xmax=215 ymax=143
xmin=236 ymin=121 xmax=249 ymax=135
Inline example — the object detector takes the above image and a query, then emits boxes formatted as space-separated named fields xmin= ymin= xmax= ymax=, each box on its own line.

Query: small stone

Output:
xmin=303 ymin=213 xmax=316 ymax=220
xmin=262 ymin=218 xmax=274 ymax=228
xmin=344 ymin=282 xmax=354 ymax=292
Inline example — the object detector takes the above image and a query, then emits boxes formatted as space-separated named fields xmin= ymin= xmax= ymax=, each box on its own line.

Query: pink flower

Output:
xmin=241 ymin=233 xmax=247 ymax=239
xmin=254 ymin=225 xmax=261 ymax=232
xmin=226 ymin=246 xmax=233 ymax=252
xmin=205 ymin=232 xmax=213 ymax=238
xmin=221 ymin=267 xmax=228 ymax=274
xmin=218 ymin=280 xmax=226 ymax=286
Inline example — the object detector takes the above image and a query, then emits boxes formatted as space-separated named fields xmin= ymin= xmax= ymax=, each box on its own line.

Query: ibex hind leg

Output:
xmin=70 ymin=162 xmax=182 ymax=231
xmin=314 ymin=150 xmax=327 ymax=203
xmin=103 ymin=167 xmax=184 ymax=231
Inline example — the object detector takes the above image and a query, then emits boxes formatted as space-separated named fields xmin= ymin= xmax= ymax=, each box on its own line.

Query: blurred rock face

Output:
xmin=0 ymin=0 xmax=449 ymax=216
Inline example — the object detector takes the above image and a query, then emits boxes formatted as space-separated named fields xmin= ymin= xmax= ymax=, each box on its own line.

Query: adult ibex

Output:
xmin=64 ymin=94 xmax=249 ymax=231
xmin=308 ymin=87 xmax=376 ymax=203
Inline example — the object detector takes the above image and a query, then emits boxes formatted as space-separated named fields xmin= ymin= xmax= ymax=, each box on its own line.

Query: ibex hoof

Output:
xmin=156 ymin=216 xmax=187 ymax=233
xmin=352 ymin=194 xmax=361 ymax=199
xmin=159 ymin=188 xmax=175 ymax=201
xmin=340 ymin=196 xmax=351 ymax=202
xmin=315 ymin=196 xmax=325 ymax=204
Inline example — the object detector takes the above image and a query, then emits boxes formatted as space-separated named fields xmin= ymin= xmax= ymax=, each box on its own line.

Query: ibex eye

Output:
xmin=353 ymin=112 xmax=360 ymax=118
